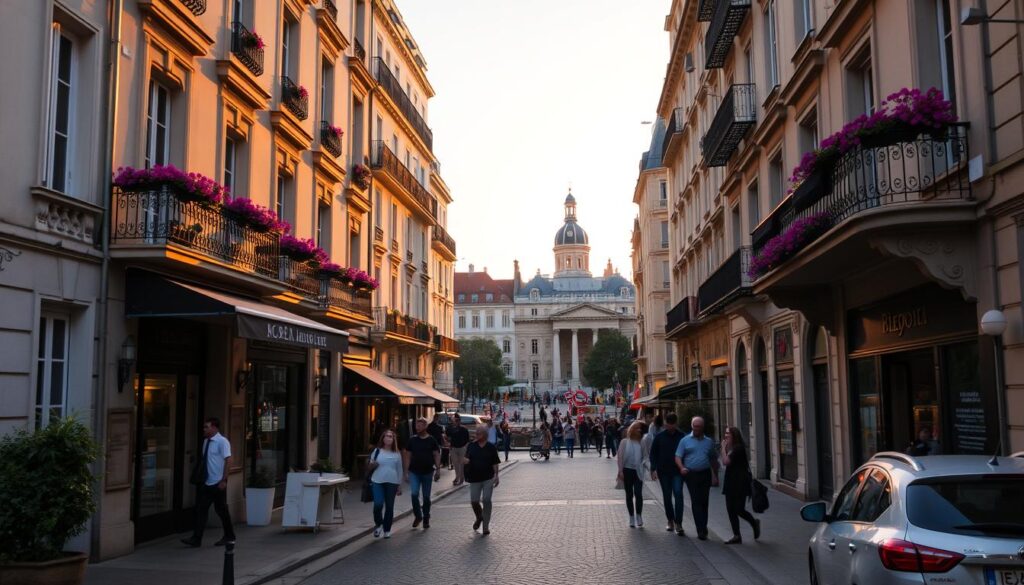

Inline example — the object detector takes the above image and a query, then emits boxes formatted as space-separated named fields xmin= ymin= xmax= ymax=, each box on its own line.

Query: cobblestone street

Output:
xmin=297 ymin=453 xmax=710 ymax=585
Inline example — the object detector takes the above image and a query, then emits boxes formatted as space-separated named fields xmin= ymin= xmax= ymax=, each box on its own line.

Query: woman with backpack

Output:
xmin=720 ymin=426 xmax=760 ymax=544
xmin=369 ymin=429 xmax=403 ymax=538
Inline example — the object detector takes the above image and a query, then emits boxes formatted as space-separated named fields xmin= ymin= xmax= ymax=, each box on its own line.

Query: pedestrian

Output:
xmin=641 ymin=414 xmax=663 ymax=458
xmin=578 ymin=418 xmax=590 ymax=454
xmin=486 ymin=417 xmax=498 ymax=446
xmin=591 ymin=419 xmax=604 ymax=456
xmin=499 ymin=420 xmax=512 ymax=462
xmin=674 ymin=416 xmax=719 ymax=540
xmin=551 ymin=417 xmax=564 ymax=455
xmin=541 ymin=422 xmax=552 ymax=460
xmin=181 ymin=417 xmax=236 ymax=547
xmin=906 ymin=426 xmax=942 ymax=456
xmin=464 ymin=426 xmax=501 ymax=535
xmin=650 ymin=413 xmax=686 ymax=535
xmin=605 ymin=418 xmax=619 ymax=459
xmin=369 ymin=429 xmax=403 ymax=538
xmin=617 ymin=421 xmax=649 ymax=528
xmin=539 ymin=405 xmax=548 ymax=424
xmin=445 ymin=413 xmax=470 ymax=486
xmin=564 ymin=419 xmax=577 ymax=458
xmin=427 ymin=413 xmax=448 ymax=468
xmin=720 ymin=426 xmax=760 ymax=544
xmin=402 ymin=417 xmax=441 ymax=529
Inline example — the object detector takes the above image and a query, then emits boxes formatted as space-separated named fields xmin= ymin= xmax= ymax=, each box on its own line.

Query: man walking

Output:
xmin=675 ymin=416 xmax=719 ymax=540
xmin=181 ymin=417 xmax=236 ymax=547
xmin=464 ymin=426 xmax=501 ymax=535
xmin=403 ymin=417 xmax=441 ymax=529
xmin=650 ymin=413 xmax=685 ymax=535
xmin=445 ymin=413 xmax=470 ymax=485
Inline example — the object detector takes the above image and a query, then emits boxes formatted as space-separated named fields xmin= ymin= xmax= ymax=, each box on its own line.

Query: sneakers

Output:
xmin=628 ymin=515 xmax=636 ymax=528
xmin=412 ymin=517 xmax=422 ymax=528
xmin=373 ymin=526 xmax=382 ymax=538
xmin=753 ymin=518 xmax=762 ymax=540
xmin=473 ymin=518 xmax=482 ymax=531
xmin=214 ymin=538 xmax=235 ymax=546
xmin=675 ymin=523 xmax=685 ymax=536
xmin=636 ymin=515 xmax=644 ymax=528
xmin=666 ymin=522 xmax=674 ymax=532
xmin=383 ymin=530 xmax=392 ymax=539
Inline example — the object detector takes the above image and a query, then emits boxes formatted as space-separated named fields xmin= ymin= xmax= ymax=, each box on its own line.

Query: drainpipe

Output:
xmin=91 ymin=0 xmax=124 ymax=561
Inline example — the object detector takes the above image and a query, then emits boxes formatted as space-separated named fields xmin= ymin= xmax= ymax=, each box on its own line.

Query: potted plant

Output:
xmin=0 ymin=417 xmax=98 ymax=585
xmin=245 ymin=466 xmax=276 ymax=527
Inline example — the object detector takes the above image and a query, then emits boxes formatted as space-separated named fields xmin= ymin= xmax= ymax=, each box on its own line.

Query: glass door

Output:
xmin=776 ymin=369 xmax=798 ymax=483
xmin=248 ymin=363 xmax=303 ymax=505
xmin=851 ymin=358 xmax=881 ymax=464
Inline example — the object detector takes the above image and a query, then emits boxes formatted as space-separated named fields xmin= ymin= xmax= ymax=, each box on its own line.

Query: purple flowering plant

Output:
xmin=748 ymin=212 xmax=833 ymax=279
xmin=351 ymin=164 xmax=372 ymax=188
xmin=113 ymin=165 xmax=225 ymax=206
xmin=223 ymin=197 xmax=290 ymax=233
xmin=279 ymin=235 xmax=322 ymax=262
xmin=326 ymin=124 xmax=344 ymax=138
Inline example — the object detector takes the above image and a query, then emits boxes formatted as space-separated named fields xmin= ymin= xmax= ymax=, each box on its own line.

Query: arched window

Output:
xmin=530 ymin=288 xmax=540 ymax=301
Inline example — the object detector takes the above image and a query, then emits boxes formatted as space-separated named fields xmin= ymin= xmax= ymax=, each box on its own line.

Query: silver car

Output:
xmin=800 ymin=451 xmax=1024 ymax=585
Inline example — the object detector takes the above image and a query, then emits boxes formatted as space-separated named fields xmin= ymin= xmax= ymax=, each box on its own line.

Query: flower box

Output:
xmin=790 ymin=165 xmax=833 ymax=213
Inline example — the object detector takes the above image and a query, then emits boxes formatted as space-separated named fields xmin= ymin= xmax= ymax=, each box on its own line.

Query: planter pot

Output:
xmin=245 ymin=487 xmax=275 ymax=526
xmin=859 ymin=123 xmax=922 ymax=149
xmin=791 ymin=166 xmax=833 ymax=213
xmin=0 ymin=553 xmax=88 ymax=585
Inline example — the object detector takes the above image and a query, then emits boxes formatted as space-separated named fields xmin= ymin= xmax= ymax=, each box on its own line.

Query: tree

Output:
xmin=582 ymin=331 xmax=636 ymax=390
xmin=453 ymin=338 xmax=508 ymax=401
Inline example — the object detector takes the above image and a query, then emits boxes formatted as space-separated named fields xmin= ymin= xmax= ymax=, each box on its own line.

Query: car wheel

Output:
xmin=808 ymin=553 xmax=820 ymax=585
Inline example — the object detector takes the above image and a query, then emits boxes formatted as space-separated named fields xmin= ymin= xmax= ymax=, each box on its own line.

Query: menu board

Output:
xmin=943 ymin=343 xmax=994 ymax=455
xmin=950 ymin=389 xmax=989 ymax=454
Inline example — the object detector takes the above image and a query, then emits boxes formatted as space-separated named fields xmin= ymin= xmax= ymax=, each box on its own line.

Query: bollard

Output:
xmin=222 ymin=542 xmax=235 ymax=585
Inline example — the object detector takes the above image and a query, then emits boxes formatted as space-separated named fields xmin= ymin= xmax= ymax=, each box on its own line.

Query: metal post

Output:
xmin=993 ymin=336 xmax=1010 ymax=455
xmin=222 ymin=542 xmax=235 ymax=585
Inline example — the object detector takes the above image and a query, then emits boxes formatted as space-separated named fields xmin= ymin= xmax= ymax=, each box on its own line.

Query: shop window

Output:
xmin=35 ymin=313 xmax=70 ymax=429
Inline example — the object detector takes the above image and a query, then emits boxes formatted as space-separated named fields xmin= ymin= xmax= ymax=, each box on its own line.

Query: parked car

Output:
xmin=435 ymin=412 xmax=486 ymax=430
xmin=800 ymin=451 xmax=1024 ymax=585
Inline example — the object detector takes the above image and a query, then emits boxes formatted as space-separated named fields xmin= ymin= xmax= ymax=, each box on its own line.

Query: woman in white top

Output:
xmin=369 ymin=429 xmax=403 ymax=538
xmin=617 ymin=421 xmax=650 ymax=528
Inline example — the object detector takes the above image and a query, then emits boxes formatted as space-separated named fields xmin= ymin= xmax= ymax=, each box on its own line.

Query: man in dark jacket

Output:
xmin=650 ymin=413 xmax=686 ymax=535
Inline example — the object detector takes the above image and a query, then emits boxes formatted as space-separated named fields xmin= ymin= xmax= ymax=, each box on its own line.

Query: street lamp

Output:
xmin=961 ymin=7 xmax=1024 ymax=25
xmin=981 ymin=309 xmax=1010 ymax=456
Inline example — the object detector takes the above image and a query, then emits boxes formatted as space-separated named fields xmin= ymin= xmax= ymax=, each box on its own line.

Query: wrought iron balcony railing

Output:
xmin=665 ymin=296 xmax=694 ymax=334
xmin=370 ymin=141 xmax=437 ymax=220
xmin=435 ymin=334 xmax=459 ymax=355
xmin=373 ymin=307 xmax=435 ymax=343
xmin=663 ymin=107 xmax=686 ymax=156
xmin=320 ymin=278 xmax=372 ymax=318
xmin=230 ymin=21 xmax=264 ymax=77
xmin=432 ymin=224 xmax=456 ymax=256
xmin=279 ymin=256 xmax=320 ymax=297
xmin=753 ymin=125 xmax=971 ymax=259
xmin=697 ymin=0 xmax=716 ymax=21
xmin=702 ymin=84 xmax=756 ymax=167
xmin=372 ymin=58 xmax=433 ymax=150
xmin=281 ymin=76 xmax=308 ymax=120
xmin=180 ymin=0 xmax=206 ymax=16
xmin=353 ymin=37 xmax=366 ymax=62
xmin=704 ymin=0 xmax=751 ymax=69
xmin=111 ymin=186 xmax=279 ymax=278
xmin=698 ymin=247 xmax=752 ymax=315
xmin=320 ymin=121 xmax=342 ymax=157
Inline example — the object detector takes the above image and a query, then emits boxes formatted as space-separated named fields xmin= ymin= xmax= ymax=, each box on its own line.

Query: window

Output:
xmin=35 ymin=313 xmax=70 ymax=429
xmin=389 ymin=203 xmax=397 ymax=241
xmin=662 ymin=261 xmax=670 ymax=288
xmin=764 ymin=0 xmax=780 ymax=87
xmin=275 ymin=173 xmax=293 ymax=226
xmin=390 ymin=273 xmax=398 ymax=311
xmin=531 ymin=339 xmax=538 ymax=354
xmin=280 ymin=18 xmax=294 ymax=79
xmin=531 ymin=363 xmax=539 ymax=380
xmin=846 ymin=51 xmax=875 ymax=117
xmin=320 ymin=59 xmax=333 ymax=122
xmin=530 ymin=289 xmax=540 ymax=301
xmin=769 ymin=153 xmax=785 ymax=209
xmin=796 ymin=0 xmax=813 ymax=41
xmin=457 ymin=313 xmax=465 ymax=329
xmin=145 ymin=80 xmax=170 ymax=168
xmin=799 ymin=108 xmax=819 ymax=154
xmin=47 ymin=29 xmax=75 ymax=193
xmin=471 ymin=293 xmax=479 ymax=303
xmin=731 ymin=205 xmax=742 ymax=248
xmin=851 ymin=469 xmax=891 ymax=523
xmin=747 ymin=181 xmax=760 ymax=233
xmin=223 ymin=137 xmax=237 ymax=192
xmin=743 ymin=44 xmax=754 ymax=84
xmin=457 ymin=294 xmax=465 ymax=303
xmin=502 ymin=339 xmax=511 ymax=353
xmin=503 ymin=363 xmax=512 ymax=376
xmin=485 ymin=313 xmax=494 ymax=328
xmin=374 ymin=190 xmax=382 ymax=227
xmin=659 ymin=181 xmax=668 ymax=206
xmin=485 ymin=293 xmax=494 ymax=302
xmin=232 ymin=0 xmax=245 ymax=23
xmin=666 ymin=341 xmax=674 ymax=364
xmin=831 ymin=470 xmax=867 ymax=521
xmin=531 ymin=308 xmax=538 ymax=316
xmin=660 ymin=221 xmax=669 ymax=248
xmin=502 ymin=311 xmax=510 ymax=327
xmin=471 ymin=314 xmax=480 ymax=328
xmin=906 ymin=477 xmax=1024 ymax=537
xmin=316 ymin=203 xmax=328 ymax=248
xmin=349 ymin=224 xmax=360 ymax=268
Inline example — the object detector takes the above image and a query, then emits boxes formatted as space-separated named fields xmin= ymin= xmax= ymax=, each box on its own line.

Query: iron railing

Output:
xmin=279 ymin=257 xmax=320 ymax=297
xmin=281 ymin=76 xmax=308 ymax=120
xmin=180 ymin=0 xmax=206 ymax=16
xmin=705 ymin=0 xmax=751 ymax=69
xmin=111 ymin=186 xmax=279 ymax=278
xmin=320 ymin=121 xmax=342 ymax=157
xmin=697 ymin=0 xmax=716 ymax=21
xmin=230 ymin=21 xmax=264 ymax=76
xmin=665 ymin=296 xmax=694 ymax=334
xmin=702 ymin=84 xmax=756 ymax=166
xmin=663 ymin=107 xmax=686 ymax=160
xmin=321 ymin=0 xmax=337 ymax=21
xmin=435 ymin=334 xmax=459 ymax=355
xmin=432 ymin=224 xmax=456 ymax=256
xmin=372 ymin=58 xmax=433 ymax=150
xmin=373 ymin=307 xmax=435 ymax=343
xmin=753 ymin=125 xmax=972 ymax=258
xmin=320 ymin=279 xmax=372 ymax=317
xmin=353 ymin=38 xmax=366 ymax=62
xmin=698 ymin=247 xmax=752 ymax=315
xmin=370 ymin=141 xmax=437 ymax=220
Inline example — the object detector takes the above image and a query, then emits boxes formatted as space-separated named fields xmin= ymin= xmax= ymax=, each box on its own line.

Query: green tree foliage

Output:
xmin=454 ymin=338 xmax=509 ymax=399
xmin=582 ymin=331 xmax=636 ymax=390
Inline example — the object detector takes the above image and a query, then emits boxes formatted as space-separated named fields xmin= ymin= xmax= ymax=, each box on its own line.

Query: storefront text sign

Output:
xmin=237 ymin=315 xmax=348 ymax=353
xmin=265 ymin=322 xmax=329 ymax=348
xmin=881 ymin=308 xmax=928 ymax=337
xmin=848 ymin=285 xmax=975 ymax=353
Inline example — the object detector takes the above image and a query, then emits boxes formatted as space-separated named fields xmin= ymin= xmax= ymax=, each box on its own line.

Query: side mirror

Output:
xmin=800 ymin=501 xmax=829 ymax=523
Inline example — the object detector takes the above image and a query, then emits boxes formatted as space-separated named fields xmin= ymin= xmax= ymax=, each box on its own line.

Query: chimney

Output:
xmin=483 ymin=266 xmax=488 ymax=274
xmin=468 ymin=263 xmax=475 ymax=273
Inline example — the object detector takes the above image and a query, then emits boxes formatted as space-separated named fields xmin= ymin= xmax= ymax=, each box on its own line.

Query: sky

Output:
xmin=398 ymin=1 xmax=670 ymax=281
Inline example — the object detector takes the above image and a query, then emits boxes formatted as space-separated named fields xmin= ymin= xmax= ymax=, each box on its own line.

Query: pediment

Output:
xmin=550 ymin=303 xmax=621 ymax=320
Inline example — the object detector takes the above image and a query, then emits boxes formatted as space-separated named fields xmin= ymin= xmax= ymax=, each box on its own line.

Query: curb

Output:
xmin=247 ymin=459 xmax=520 ymax=585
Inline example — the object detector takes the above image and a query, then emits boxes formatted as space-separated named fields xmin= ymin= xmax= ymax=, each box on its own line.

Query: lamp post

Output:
xmin=980 ymin=309 xmax=1010 ymax=456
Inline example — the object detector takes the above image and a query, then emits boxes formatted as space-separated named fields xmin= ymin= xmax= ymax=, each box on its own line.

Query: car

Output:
xmin=800 ymin=451 xmax=1024 ymax=585
xmin=435 ymin=412 xmax=486 ymax=430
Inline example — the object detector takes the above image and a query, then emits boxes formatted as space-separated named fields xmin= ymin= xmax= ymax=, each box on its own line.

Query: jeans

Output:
xmin=553 ymin=437 xmax=563 ymax=454
xmin=566 ymin=438 xmax=575 ymax=457
xmin=684 ymin=468 xmax=713 ymax=535
xmin=725 ymin=492 xmax=757 ymax=536
xmin=605 ymin=436 xmax=618 ymax=457
xmin=469 ymin=480 xmax=495 ymax=529
xmin=657 ymin=471 xmax=684 ymax=525
xmin=191 ymin=483 xmax=235 ymax=543
xmin=450 ymin=446 xmax=466 ymax=484
xmin=623 ymin=468 xmax=643 ymax=516
xmin=408 ymin=472 xmax=434 ymax=520
xmin=371 ymin=482 xmax=399 ymax=531
xmin=579 ymin=434 xmax=588 ymax=452
xmin=502 ymin=437 xmax=511 ymax=460
xmin=593 ymin=436 xmax=603 ymax=454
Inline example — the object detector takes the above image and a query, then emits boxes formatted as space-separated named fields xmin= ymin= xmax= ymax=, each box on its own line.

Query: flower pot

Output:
xmin=859 ymin=123 xmax=922 ymax=149
xmin=791 ymin=166 xmax=833 ymax=213
xmin=0 ymin=553 xmax=88 ymax=585
xmin=245 ymin=487 xmax=275 ymax=526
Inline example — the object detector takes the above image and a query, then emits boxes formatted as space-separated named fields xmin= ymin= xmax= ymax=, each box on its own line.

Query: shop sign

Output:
xmin=237 ymin=315 xmax=348 ymax=353
xmin=848 ymin=285 xmax=975 ymax=353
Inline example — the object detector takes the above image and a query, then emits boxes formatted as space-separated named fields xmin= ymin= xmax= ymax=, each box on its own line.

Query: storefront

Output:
xmin=847 ymin=284 xmax=997 ymax=464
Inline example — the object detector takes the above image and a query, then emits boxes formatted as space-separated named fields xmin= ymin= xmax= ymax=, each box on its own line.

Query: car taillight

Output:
xmin=878 ymin=539 xmax=964 ymax=573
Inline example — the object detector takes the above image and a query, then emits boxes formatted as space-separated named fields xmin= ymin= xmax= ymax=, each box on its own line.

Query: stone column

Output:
xmin=571 ymin=328 xmax=580 ymax=384
xmin=552 ymin=330 xmax=561 ymax=384
xmin=592 ymin=328 xmax=599 ymax=345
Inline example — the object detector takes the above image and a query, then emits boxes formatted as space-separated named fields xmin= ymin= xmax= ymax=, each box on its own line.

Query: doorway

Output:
xmin=883 ymin=349 xmax=939 ymax=455
xmin=813 ymin=364 xmax=833 ymax=498
xmin=248 ymin=362 xmax=304 ymax=505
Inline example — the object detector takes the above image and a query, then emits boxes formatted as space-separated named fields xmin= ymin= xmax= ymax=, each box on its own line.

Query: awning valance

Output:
xmin=125 ymin=271 xmax=348 ymax=353
xmin=399 ymin=379 xmax=459 ymax=408
xmin=342 ymin=365 xmax=433 ymax=405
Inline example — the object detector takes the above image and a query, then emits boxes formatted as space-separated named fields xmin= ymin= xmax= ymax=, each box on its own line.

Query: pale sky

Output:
xmin=398 ymin=1 xmax=669 ymax=281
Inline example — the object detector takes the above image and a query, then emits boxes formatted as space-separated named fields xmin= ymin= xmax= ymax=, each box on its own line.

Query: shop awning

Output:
xmin=342 ymin=365 xmax=433 ymax=405
xmin=399 ymin=379 xmax=460 ymax=408
xmin=656 ymin=380 xmax=700 ymax=402
xmin=125 ymin=272 xmax=348 ymax=353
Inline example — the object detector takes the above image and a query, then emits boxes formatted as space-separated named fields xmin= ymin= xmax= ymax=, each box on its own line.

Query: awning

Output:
xmin=656 ymin=380 xmax=700 ymax=402
xmin=342 ymin=365 xmax=433 ymax=405
xmin=126 ymin=271 xmax=348 ymax=353
xmin=399 ymin=379 xmax=460 ymax=408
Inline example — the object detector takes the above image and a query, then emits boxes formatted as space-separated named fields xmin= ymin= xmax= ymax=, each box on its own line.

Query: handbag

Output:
xmin=750 ymin=478 xmax=770 ymax=513
xmin=360 ymin=449 xmax=379 ymax=503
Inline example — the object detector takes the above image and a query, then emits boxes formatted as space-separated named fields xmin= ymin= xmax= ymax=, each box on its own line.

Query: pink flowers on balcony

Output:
xmin=326 ymin=124 xmax=344 ymax=138
xmin=298 ymin=85 xmax=309 ymax=99
xmin=315 ymin=263 xmax=379 ymax=290
xmin=113 ymin=165 xmax=225 ymax=206
xmin=351 ymin=163 xmax=372 ymax=189
xmin=244 ymin=30 xmax=266 ymax=50
xmin=223 ymin=197 xmax=290 ymax=233
xmin=748 ymin=212 xmax=833 ymax=279
xmin=280 ymin=235 xmax=324 ymax=263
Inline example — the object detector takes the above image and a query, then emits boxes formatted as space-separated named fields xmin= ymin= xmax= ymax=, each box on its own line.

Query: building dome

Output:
xmin=554 ymin=221 xmax=589 ymax=246
xmin=565 ymin=192 xmax=576 ymax=205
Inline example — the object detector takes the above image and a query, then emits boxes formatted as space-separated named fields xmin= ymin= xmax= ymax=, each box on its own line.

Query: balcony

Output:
xmin=665 ymin=296 xmax=696 ymax=338
xmin=432 ymin=224 xmax=457 ymax=260
xmin=702 ymin=84 xmax=756 ymax=167
xmin=321 ymin=0 xmax=337 ymax=21
xmin=320 ymin=278 xmax=373 ymax=321
xmin=704 ymin=0 xmax=751 ymax=69
xmin=370 ymin=141 xmax=437 ymax=221
xmin=281 ymin=76 xmax=308 ymax=120
xmin=320 ymin=121 xmax=342 ymax=157
xmin=372 ymin=58 xmax=433 ymax=150
xmin=230 ymin=21 xmax=264 ymax=77
xmin=353 ymin=37 xmax=366 ymax=62
xmin=372 ymin=307 xmax=436 ymax=348
xmin=434 ymin=334 xmax=460 ymax=359
xmin=662 ymin=107 xmax=686 ymax=162
xmin=697 ymin=0 xmax=715 ymax=21
xmin=179 ymin=0 xmax=206 ymax=15
xmin=698 ymin=247 xmax=752 ymax=316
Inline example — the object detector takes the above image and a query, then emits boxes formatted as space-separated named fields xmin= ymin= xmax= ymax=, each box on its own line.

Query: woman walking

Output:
xmin=591 ymin=419 xmax=605 ymax=456
xmin=541 ymin=422 xmax=553 ymax=461
xmin=564 ymin=419 xmax=577 ymax=458
xmin=617 ymin=421 xmax=649 ymax=528
xmin=551 ymin=417 xmax=564 ymax=455
xmin=605 ymin=418 xmax=619 ymax=459
xmin=499 ymin=420 xmax=512 ymax=462
xmin=369 ymin=429 xmax=403 ymax=538
xmin=720 ymin=427 xmax=760 ymax=543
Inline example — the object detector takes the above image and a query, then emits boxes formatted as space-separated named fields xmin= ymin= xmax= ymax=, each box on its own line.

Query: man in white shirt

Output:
xmin=181 ymin=417 xmax=236 ymax=547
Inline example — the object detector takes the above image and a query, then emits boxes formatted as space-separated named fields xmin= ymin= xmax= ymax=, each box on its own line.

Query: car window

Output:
xmin=851 ymin=469 xmax=891 ymax=523
xmin=832 ymin=469 xmax=867 ymax=521
xmin=907 ymin=476 xmax=1024 ymax=538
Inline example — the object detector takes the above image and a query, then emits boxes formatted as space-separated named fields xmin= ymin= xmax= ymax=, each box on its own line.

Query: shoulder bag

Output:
xmin=360 ymin=449 xmax=380 ymax=503
xmin=749 ymin=454 xmax=770 ymax=513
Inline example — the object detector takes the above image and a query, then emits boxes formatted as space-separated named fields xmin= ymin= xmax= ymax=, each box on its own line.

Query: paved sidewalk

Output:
xmin=85 ymin=461 xmax=517 ymax=585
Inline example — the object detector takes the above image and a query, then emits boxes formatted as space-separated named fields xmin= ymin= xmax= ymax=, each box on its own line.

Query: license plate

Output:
xmin=987 ymin=568 xmax=1024 ymax=585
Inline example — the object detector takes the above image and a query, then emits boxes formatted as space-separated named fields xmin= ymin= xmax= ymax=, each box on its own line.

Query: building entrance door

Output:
xmin=248 ymin=362 xmax=304 ymax=506
xmin=813 ymin=364 xmax=833 ymax=498
xmin=882 ymin=349 xmax=939 ymax=455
